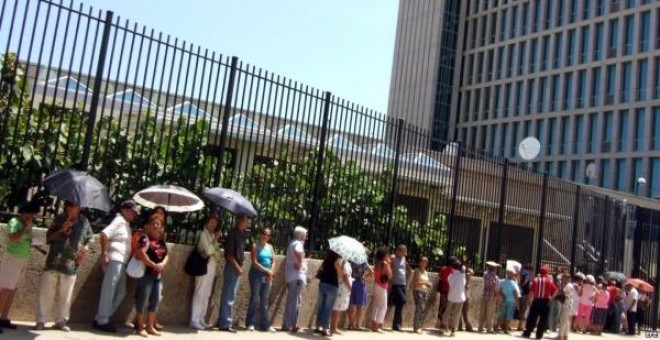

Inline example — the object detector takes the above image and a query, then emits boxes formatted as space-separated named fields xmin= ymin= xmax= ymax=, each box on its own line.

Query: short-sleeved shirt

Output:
xmin=595 ymin=290 xmax=610 ymax=309
xmin=448 ymin=271 xmax=466 ymax=303
xmin=197 ymin=228 xmax=221 ymax=262
xmin=607 ymin=286 xmax=619 ymax=306
xmin=439 ymin=266 xmax=455 ymax=294
xmin=579 ymin=283 xmax=597 ymax=305
xmin=285 ymin=240 xmax=307 ymax=283
xmin=101 ymin=214 xmax=132 ymax=263
xmin=531 ymin=276 xmax=558 ymax=299
xmin=137 ymin=234 xmax=168 ymax=277
xmin=625 ymin=288 xmax=639 ymax=312
xmin=391 ymin=256 xmax=407 ymax=286
xmin=5 ymin=217 xmax=32 ymax=259
xmin=519 ymin=269 xmax=531 ymax=295
xmin=483 ymin=270 xmax=501 ymax=302
xmin=45 ymin=213 xmax=93 ymax=275
xmin=224 ymin=226 xmax=245 ymax=266
xmin=500 ymin=278 xmax=521 ymax=304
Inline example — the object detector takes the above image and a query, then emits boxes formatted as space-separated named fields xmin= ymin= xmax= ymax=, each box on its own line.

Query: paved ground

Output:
xmin=0 ymin=322 xmax=643 ymax=339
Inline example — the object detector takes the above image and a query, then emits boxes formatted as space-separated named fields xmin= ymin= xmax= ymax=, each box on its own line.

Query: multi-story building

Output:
xmin=388 ymin=0 xmax=660 ymax=198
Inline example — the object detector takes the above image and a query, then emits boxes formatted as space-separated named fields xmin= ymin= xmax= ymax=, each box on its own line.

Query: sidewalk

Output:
xmin=1 ymin=322 xmax=643 ymax=339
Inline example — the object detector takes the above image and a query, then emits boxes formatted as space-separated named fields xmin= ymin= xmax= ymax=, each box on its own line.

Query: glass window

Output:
xmin=551 ymin=75 xmax=560 ymax=112
xmin=608 ymin=19 xmax=619 ymax=57
xmin=537 ymin=120 xmax=545 ymax=154
xmin=557 ymin=0 xmax=565 ymax=26
xmin=635 ymin=109 xmax=646 ymax=151
xmin=632 ymin=158 xmax=644 ymax=194
xmin=582 ymin=0 xmax=590 ymax=20
xmin=588 ymin=113 xmax=598 ymax=153
xmin=564 ymin=72 xmax=573 ymax=110
xmin=547 ymin=118 xmax=557 ymax=155
xmin=560 ymin=117 xmax=570 ymax=154
xmin=501 ymin=123 xmax=509 ymax=156
xmin=566 ymin=30 xmax=576 ymax=66
xmin=558 ymin=161 xmax=568 ymax=179
xmin=519 ymin=41 xmax=527 ymax=75
xmin=484 ymin=87 xmax=491 ymax=119
xmin=471 ymin=18 xmax=478 ymax=49
xmin=538 ymin=77 xmax=547 ymax=113
xmin=571 ymin=161 xmax=581 ymax=182
xmin=638 ymin=59 xmax=648 ymax=101
xmin=622 ymin=62 xmax=632 ymax=103
xmin=654 ymin=107 xmax=660 ymax=150
xmin=480 ymin=16 xmax=487 ymax=46
xmin=616 ymin=159 xmax=627 ymax=191
xmin=619 ymin=110 xmax=629 ymax=152
xmin=601 ymin=159 xmax=612 ymax=188
xmin=603 ymin=111 xmax=614 ymax=153
xmin=487 ymin=49 xmax=495 ymax=80
xmin=569 ymin=0 xmax=578 ymax=23
xmin=574 ymin=115 xmax=584 ymax=154
xmin=473 ymin=89 xmax=481 ymax=121
xmin=596 ymin=0 xmax=606 ymax=16
xmin=545 ymin=162 xmax=555 ymax=176
xmin=577 ymin=70 xmax=586 ymax=108
xmin=527 ymin=79 xmax=535 ymax=114
xmin=655 ymin=57 xmax=660 ymax=99
xmin=508 ymin=44 xmax=516 ymax=77
xmin=505 ymin=83 xmax=513 ymax=117
xmin=490 ymin=13 xmax=497 ymax=44
xmin=641 ymin=11 xmax=650 ymax=52
xmin=522 ymin=2 xmax=530 ymax=35
xmin=592 ymin=67 xmax=601 ymax=106
xmin=524 ymin=120 xmax=532 ymax=136
xmin=510 ymin=5 xmax=518 ymax=39
xmin=530 ymin=39 xmax=538 ymax=72
xmin=594 ymin=23 xmax=604 ymax=61
xmin=533 ymin=0 xmax=541 ymax=32
xmin=554 ymin=33 xmax=563 ymax=69
xmin=652 ymin=159 xmax=660 ymax=198
xmin=624 ymin=15 xmax=634 ymax=55
xmin=491 ymin=125 xmax=498 ymax=156
xmin=500 ymin=9 xmax=508 ymax=41
xmin=511 ymin=122 xmax=519 ymax=157
xmin=580 ymin=26 xmax=590 ymax=64
xmin=516 ymin=81 xmax=524 ymax=116
xmin=497 ymin=46 xmax=505 ymax=79
xmin=606 ymin=65 xmax=616 ymax=104
xmin=494 ymin=85 xmax=501 ymax=118
xmin=625 ymin=0 xmax=635 ymax=9
xmin=541 ymin=36 xmax=550 ymax=71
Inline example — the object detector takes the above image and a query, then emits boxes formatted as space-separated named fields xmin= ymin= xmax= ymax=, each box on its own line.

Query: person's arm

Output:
xmin=293 ymin=244 xmax=304 ymax=271
xmin=99 ymin=232 xmax=110 ymax=266
xmin=197 ymin=231 xmax=212 ymax=259
xmin=8 ymin=218 xmax=32 ymax=243
xmin=337 ymin=261 xmax=351 ymax=288
xmin=135 ymin=237 xmax=158 ymax=270
xmin=224 ymin=231 xmax=243 ymax=275
xmin=364 ymin=264 xmax=374 ymax=278
xmin=46 ymin=215 xmax=69 ymax=244
xmin=268 ymin=245 xmax=276 ymax=277
xmin=412 ymin=269 xmax=421 ymax=288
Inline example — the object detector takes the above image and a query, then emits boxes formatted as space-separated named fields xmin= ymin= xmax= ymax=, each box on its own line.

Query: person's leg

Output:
xmin=36 ymin=271 xmax=57 ymax=324
xmin=146 ymin=278 xmax=162 ymax=335
xmin=246 ymin=270 xmax=261 ymax=329
xmin=217 ymin=265 xmax=239 ymax=329
xmin=452 ymin=302 xmax=464 ymax=332
xmin=322 ymin=286 xmax=338 ymax=331
xmin=316 ymin=283 xmax=328 ymax=330
xmin=627 ymin=311 xmax=637 ymax=335
xmin=518 ymin=295 xmax=528 ymax=331
xmin=392 ymin=285 xmax=406 ymax=330
xmin=95 ymin=261 xmax=122 ymax=325
xmin=479 ymin=300 xmax=486 ymax=331
xmin=111 ymin=262 xmax=127 ymax=315
xmin=56 ymin=273 xmax=77 ymax=325
xmin=135 ymin=276 xmax=151 ymax=335
xmin=485 ymin=301 xmax=496 ymax=332
xmin=282 ymin=280 xmax=302 ymax=330
xmin=462 ymin=297 xmax=472 ymax=330
xmin=524 ymin=300 xmax=540 ymax=337
xmin=259 ymin=279 xmax=272 ymax=330
xmin=413 ymin=291 xmax=422 ymax=331
xmin=536 ymin=300 xmax=550 ymax=339
xmin=190 ymin=272 xmax=208 ymax=326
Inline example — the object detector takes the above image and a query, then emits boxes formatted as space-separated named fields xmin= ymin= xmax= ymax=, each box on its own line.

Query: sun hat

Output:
xmin=485 ymin=261 xmax=500 ymax=268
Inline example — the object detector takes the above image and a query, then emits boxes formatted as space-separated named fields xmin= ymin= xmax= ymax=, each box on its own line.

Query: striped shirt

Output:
xmin=530 ymin=276 xmax=557 ymax=299
xmin=483 ymin=271 xmax=500 ymax=302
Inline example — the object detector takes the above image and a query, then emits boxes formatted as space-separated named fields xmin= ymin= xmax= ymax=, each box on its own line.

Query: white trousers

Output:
xmin=36 ymin=271 xmax=77 ymax=324
xmin=190 ymin=259 xmax=217 ymax=324
xmin=372 ymin=285 xmax=388 ymax=324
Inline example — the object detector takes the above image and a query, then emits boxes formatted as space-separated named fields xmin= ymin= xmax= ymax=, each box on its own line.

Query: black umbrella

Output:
xmin=44 ymin=169 xmax=112 ymax=212
xmin=603 ymin=271 xmax=627 ymax=284
xmin=203 ymin=187 xmax=257 ymax=218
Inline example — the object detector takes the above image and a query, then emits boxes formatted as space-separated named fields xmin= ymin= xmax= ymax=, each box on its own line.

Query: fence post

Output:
xmin=599 ymin=197 xmax=610 ymax=275
xmin=570 ymin=185 xmax=581 ymax=274
xmin=654 ymin=210 xmax=660 ymax=330
xmin=495 ymin=158 xmax=509 ymax=274
xmin=308 ymin=91 xmax=332 ymax=252
xmin=213 ymin=56 xmax=239 ymax=187
xmin=535 ymin=173 xmax=549 ymax=274
xmin=445 ymin=140 xmax=462 ymax=258
xmin=385 ymin=118 xmax=404 ymax=246
xmin=80 ymin=10 xmax=114 ymax=171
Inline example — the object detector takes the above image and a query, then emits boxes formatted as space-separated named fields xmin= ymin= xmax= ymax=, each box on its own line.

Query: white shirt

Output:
xmin=285 ymin=240 xmax=307 ymax=283
xmin=447 ymin=271 xmax=467 ymax=303
xmin=625 ymin=288 xmax=639 ymax=312
xmin=101 ymin=214 xmax=132 ymax=263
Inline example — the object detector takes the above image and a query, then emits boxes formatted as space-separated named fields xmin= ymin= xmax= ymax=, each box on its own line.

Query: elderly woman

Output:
xmin=282 ymin=226 xmax=308 ymax=333
xmin=246 ymin=227 xmax=276 ymax=332
xmin=189 ymin=214 xmax=221 ymax=330
xmin=0 ymin=203 xmax=39 ymax=332
xmin=134 ymin=217 xmax=169 ymax=337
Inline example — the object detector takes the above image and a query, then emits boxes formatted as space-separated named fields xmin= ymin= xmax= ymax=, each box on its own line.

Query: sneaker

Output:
xmin=266 ymin=327 xmax=276 ymax=333
xmin=190 ymin=322 xmax=206 ymax=330
xmin=0 ymin=318 xmax=17 ymax=329
xmin=200 ymin=320 xmax=212 ymax=329
xmin=53 ymin=322 xmax=71 ymax=332
xmin=34 ymin=322 xmax=46 ymax=331
xmin=247 ymin=325 xmax=255 ymax=331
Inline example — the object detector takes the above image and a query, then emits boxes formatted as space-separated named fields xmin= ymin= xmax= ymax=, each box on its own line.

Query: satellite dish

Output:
xmin=585 ymin=163 xmax=597 ymax=180
xmin=518 ymin=137 xmax=541 ymax=161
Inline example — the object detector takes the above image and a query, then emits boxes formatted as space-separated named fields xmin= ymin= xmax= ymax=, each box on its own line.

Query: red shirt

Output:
xmin=607 ymin=286 xmax=618 ymax=306
xmin=530 ymin=276 xmax=557 ymax=299
xmin=439 ymin=266 xmax=455 ymax=294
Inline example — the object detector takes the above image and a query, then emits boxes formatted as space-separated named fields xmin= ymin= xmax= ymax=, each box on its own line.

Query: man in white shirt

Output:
xmin=93 ymin=200 xmax=137 ymax=333
xmin=624 ymin=283 xmax=639 ymax=336
xmin=443 ymin=260 xmax=466 ymax=336
xmin=282 ymin=226 xmax=308 ymax=333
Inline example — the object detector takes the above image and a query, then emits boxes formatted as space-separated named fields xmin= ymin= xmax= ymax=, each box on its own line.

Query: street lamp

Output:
xmin=636 ymin=177 xmax=647 ymax=196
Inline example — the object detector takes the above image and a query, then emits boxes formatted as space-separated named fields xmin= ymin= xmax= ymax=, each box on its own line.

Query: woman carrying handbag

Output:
xmin=189 ymin=214 xmax=221 ymax=330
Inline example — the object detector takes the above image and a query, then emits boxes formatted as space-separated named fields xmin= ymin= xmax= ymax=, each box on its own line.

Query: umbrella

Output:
xmin=133 ymin=185 xmax=204 ymax=212
xmin=202 ymin=187 xmax=257 ymax=218
xmin=627 ymin=278 xmax=655 ymax=292
xmin=603 ymin=271 xmax=627 ymax=284
xmin=44 ymin=169 xmax=112 ymax=212
xmin=328 ymin=235 xmax=368 ymax=265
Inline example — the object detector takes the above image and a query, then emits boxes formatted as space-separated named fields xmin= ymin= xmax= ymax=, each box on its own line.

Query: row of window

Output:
xmin=468 ymin=0 xmax=653 ymax=49
xmin=464 ymin=11 xmax=654 ymax=86
xmin=460 ymin=57 xmax=659 ymax=122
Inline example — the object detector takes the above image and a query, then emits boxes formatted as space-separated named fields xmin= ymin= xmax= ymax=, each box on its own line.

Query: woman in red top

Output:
xmin=370 ymin=247 xmax=392 ymax=333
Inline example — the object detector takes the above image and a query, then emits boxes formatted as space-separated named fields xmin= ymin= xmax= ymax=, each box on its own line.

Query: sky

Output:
xmin=80 ymin=0 xmax=399 ymax=113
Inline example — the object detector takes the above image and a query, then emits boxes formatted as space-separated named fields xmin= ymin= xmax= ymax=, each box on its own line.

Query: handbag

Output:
xmin=184 ymin=249 xmax=208 ymax=276
xmin=126 ymin=256 xmax=145 ymax=278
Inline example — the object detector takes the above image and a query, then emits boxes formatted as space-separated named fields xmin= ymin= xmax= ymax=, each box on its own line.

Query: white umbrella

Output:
xmin=133 ymin=185 xmax=204 ymax=212
xmin=328 ymin=236 xmax=368 ymax=265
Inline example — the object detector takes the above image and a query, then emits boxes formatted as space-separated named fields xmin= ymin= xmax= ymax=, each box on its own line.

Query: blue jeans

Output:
xmin=392 ymin=285 xmax=407 ymax=330
xmin=95 ymin=261 xmax=127 ymax=324
xmin=282 ymin=280 xmax=304 ymax=330
xmin=315 ymin=283 xmax=338 ymax=330
xmin=217 ymin=264 xmax=241 ymax=329
xmin=135 ymin=275 xmax=162 ymax=314
xmin=246 ymin=269 xmax=272 ymax=329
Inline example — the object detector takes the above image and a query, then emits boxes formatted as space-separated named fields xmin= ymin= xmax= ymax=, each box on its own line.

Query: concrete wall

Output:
xmin=1 ymin=227 xmax=488 ymax=329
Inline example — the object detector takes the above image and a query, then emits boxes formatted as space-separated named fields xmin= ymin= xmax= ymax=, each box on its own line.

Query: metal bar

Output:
xmin=495 ymin=158 xmax=509 ymax=271
xmin=570 ymin=185 xmax=581 ymax=274
xmin=213 ymin=55 xmax=239 ymax=187
xmin=446 ymin=140 xmax=463 ymax=258
xmin=80 ymin=10 xmax=113 ymax=170
xmin=535 ymin=173 xmax=549 ymax=274
xmin=386 ymin=118 xmax=404 ymax=246
xmin=309 ymin=91 xmax=332 ymax=252
xmin=600 ymin=197 xmax=610 ymax=275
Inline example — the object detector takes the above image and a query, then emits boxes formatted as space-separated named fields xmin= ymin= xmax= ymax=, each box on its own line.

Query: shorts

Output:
xmin=0 ymin=254 xmax=28 ymax=289
xmin=349 ymin=279 xmax=368 ymax=306
xmin=577 ymin=303 xmax=593 ymax=322
xmin=333 ymin=284 xmax=352 ymax=311
xmin=499 ymin=301 xmax=516 ymax=320
xmin=590 ymin=307 xmax=607 ymax=326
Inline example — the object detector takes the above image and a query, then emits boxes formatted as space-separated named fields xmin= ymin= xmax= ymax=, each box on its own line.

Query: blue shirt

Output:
xmin=500 ymin=278 xmax=520 ymax=304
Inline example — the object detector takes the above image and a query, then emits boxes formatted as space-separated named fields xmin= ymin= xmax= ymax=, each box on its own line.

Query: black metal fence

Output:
xmin=1 ymin=0 xmax=660 ymax=328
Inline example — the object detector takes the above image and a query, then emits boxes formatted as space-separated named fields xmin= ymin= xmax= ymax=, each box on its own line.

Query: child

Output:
xmin=590 ymin=284 xmax=610 ymax=335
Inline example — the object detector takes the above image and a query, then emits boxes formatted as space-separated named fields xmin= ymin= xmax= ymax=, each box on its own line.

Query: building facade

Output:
xmin=387 ymin=0 xmax=660 ymax=198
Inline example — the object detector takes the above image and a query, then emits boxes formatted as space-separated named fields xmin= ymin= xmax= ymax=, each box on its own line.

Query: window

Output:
xmin=603 ymin=111 xmax=614 ymax=152
xmin=527 ymin=79 xmax=535 ymax=114
xmin=624 ymin=15 xmax=634 ymax=55
xmin=490 ymin=13 xmax=497 ymax=44
xmin=635 ymin=109 xmax=646 ymax=151
xmin=608 ymin=19 xmax=619 ymax=58
xmin=606 ymin=65 xmax=616 ymax=104
xmin=554 ymin=33 xmax=563 ymax=69
xmin=580 ymin=26 xmax=589 ymax=64
xmin=537 ymin=120 xmax=545 ymax=155
xmin=487 ymin=49 xmax=495 ymax=80
xmin=564 ymin=72 xmax=573 ymax=110
xmin=601 ymin=160 xmax=612 ymax=188
xmin=622 ymin=62 xmax=632 ymax=103
xmin=505 ymin=84 xmax=513 ymax=117
xmin=616 ymin=159 xmax=627 ymax=191
xmin=632 ymin=158 xmax=644 ymax=194
xmin=557 ymin=0 xmax=565 ymax=26
xmin=501 ymin=123 xmax=509 ymax=157
xmin=545 ymin=162 xmax=555 ymax=176
xmin=516 ymin=81 xmax=524 ymax=116
xmin=538 ymin=77 xmax=547 ymax=113
xmin=461 ymin=92 xmax=471 ymax=122
xmin=510 ymin=5 xmax=518 ymax=39
xmin=533 ymin=0 xmax=541 ymax=32
xmin=638 ymin=59 xmax=648 ymax=101
xmin=625 ymin=0 xmax=636 ymax=9
xmin=577 ymin=71 xmax=586 ymax=108
xmin=476 ymin=52 xmax=484 ymax=82
xmin=473 ymin=89 xmax=482 ymax=121
xmin=551 ymin=75 xmax=561 ymax=111
xmin=508 ymin=44 xmax=516 ymax=77
xmin=566 ymin=30 xmax=576 ymax=66
xmin=471 ymin=19 xmax=478 ymax=49
xmin=654 ymin=107 xmax=660 ymax=150
xmin=497 ymin=46 xmax=505 ymax=79
xmin=544 ymin=0 xmax=553 ymax=30
xmin=619 ymin=110 xmax=629 ymax=152
xmin=652 ymin=159 xmax=660 ymax=198
xmin=522 ymin=3 xmax=530 ymax=35
xmin=574 ymin=115 xmax=584 ymax=154
xmin=491 ymin=125 xmax=498 ymax=156
xmin=592 ymin=67 xmax=602 ymax=106
xmin=656 ymin=57 xmax=660 ymax=99
xmin=558 ymin=161 xmax=568 ymax=179
xmin=560 ymin=117 xmax=570 ymax=154
xmin=518 ymin=41 xmax=527 ymax=75
xmin=569 ymin=0 xmax=578 ymax=23
xmin=582 ymin=0 xmax=591 ymax=20
xmin=511 ymin=122 xmax=519 ymax=157
xmin=588 ymin=113 xmax=598 ymax=153
xmin=524 ymin=120 xmax=532 ymax=136
xmin=494 ymin=85 xmax=501 ymax=118
xmin=530 ymin=39 xmax=538 ymax=72
xmin=571 ymin=161 xmax=581 ymax=182
xmin=596 ymin=0 xmax=606 ymax=16
xmin=480 ymin=16 xmax=487 ymax=46
xmin=547 ymin=118 xmax=557 ymax=155
xmin=640 ymin=11 xmax=650 ymax=52
xmin=541 ymin=36 xmax=550 ymax=71
xmin=500 ymin=9 xmax=508 ymax=41
xmin=594 ymin=23 xmax=604 ymax=61
xmin=484 ymin=87 xmax=492 ymax=119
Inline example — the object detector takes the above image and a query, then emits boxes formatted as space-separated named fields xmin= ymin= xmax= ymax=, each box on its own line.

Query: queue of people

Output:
xmin=0 ymin=202 xmax=654 ymax=338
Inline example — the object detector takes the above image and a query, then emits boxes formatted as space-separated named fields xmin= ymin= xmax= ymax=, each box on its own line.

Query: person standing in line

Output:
xmin=548 ymin=266 xmax=563 ymax=332
xmin=35 ymin=202 xmax=92 ymax=331
xmin=636 ymin=291 xmax=650 ymax=335
xmin=522 ymin=265 xmax=558 ymax=339
xmin=605 ymin=280 xmax=620 ymax=333
xmin=412 ymin=256 xmax=432 ymax=333
xmin=557 ymin=274 xmax=574 ymax=340
xmin=216 ymin=215 xmax=252 ymax=332
xmin=246 ymin=227 xmax=276 ymax=332
xmin=436 ymin=257 xmax=456 ymax=330
xmin=458 ymin=260 xmax=474 ymax=332
xmin=443 ymin=260 xmax=466 ymax=336
xmin=330 ymin=256 xmax=352 ymax=335
xmin=370 ymin=247 xmax=392 ymax=333
xmin=281 ymin=226 xmax=308 ymax=333
xmin=479 ymin=261 xmax=501 ymax=333
xmin=0 ymin=203 xmax=40 ymax=333
xmin=624 ymin=283 xmax=639 ymax=336
xmin=498 ymin=269 xmax=521 ymax=334
xmin=517 ymin=264 xmax=533 ymax=331
xmin=189 ymin=214 xmax=221 ymax=330
xmin=314 ymin=250 xmax=341 ymax=337
xmin=390 ymin=244 xmax=411 ymax=332
xmin=570 ymin=273 xmax=584 ymax=331
xmin=94 ymin=200 xmax=138 ymax=333
xmin=347 ymin=259 xmax=373 ymax=331
xmin=575 ymin=274 xmax=598 ymax=333
xmin=590 ymin=282 xmax=610 ymax=335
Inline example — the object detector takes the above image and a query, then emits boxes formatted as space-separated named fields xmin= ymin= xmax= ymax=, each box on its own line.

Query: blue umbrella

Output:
xmin=203 ymin=187 xmax=257 ymax=218
xmin=44 ymin=169 xmax=112 ymax=212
